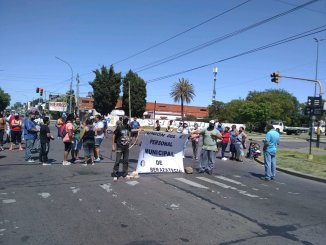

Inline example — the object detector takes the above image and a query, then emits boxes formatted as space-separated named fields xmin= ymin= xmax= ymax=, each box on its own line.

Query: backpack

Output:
xmin=59 ymin=123 xmax=67 ymax=138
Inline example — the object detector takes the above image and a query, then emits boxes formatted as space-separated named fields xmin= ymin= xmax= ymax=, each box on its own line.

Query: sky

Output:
xmin=1 ymin=0 xmax=326 ymax=108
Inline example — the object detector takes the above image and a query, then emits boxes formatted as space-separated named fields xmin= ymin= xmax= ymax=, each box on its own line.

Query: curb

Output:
xmin=254 ymin=158 xmax=326 ymax=184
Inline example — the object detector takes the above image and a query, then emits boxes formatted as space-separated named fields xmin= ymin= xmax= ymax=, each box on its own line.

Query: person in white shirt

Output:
xmin=94 ymin=114 xmax=104 ymax=162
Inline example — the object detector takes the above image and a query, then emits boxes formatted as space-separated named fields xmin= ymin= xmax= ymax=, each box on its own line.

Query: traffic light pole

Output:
xmin=275 ymin=74 xmax=323 ymax=160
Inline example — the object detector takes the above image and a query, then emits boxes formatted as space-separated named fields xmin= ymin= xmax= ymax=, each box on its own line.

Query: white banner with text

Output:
xmin=136 ymin=131 xmax=188 ymax=174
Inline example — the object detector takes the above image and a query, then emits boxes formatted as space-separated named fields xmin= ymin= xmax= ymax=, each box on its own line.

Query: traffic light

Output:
xmin=271 ymin=72 xmax=279 ymax=83
xmin=40 ymin=88 xmax=43 ymax=96
xmin=36 ymin=87 xmax=40 ymax=93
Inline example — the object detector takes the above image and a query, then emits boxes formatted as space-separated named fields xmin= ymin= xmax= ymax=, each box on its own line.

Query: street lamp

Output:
xmin=212 ymin=67 xmax=218 ymax=102
xmin=313 ymin=38 xmax=325 ymax=96
xmin=55 ymin=56 xmax=73 ymax=114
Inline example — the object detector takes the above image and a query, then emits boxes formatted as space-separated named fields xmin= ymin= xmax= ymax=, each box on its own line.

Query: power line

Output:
xmin=135 ymin=0 xmax=320 ymax=73
xmin=146 ymin=25 xmax=326 ymax=83
xmin=112 ymin=0 xmax=253 ymax=65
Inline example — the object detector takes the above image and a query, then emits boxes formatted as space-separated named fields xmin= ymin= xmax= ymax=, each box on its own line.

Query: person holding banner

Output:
xmin=111 ymin=117 xmax=132 ymax=178
xmin=191 ymin=120 xmax=222 ymax=175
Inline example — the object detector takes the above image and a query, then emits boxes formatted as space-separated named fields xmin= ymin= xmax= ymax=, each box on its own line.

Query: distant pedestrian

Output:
xmin=5 ymin=111 xmax=12 ymax=144
xmin=56 ymin=114 xmax=64 ymax=139
xmin=72 ymin=117 xmax=83 ymax=161
xmin=39 ymin=117 xmax=54 ymax=165
xmin=94 ymin=114 xmax=104 ymax=162
xmin=130 ymin=117 xmax=140 ymax=145
xmin=191 ymin=120 xmax=222 ymax=175
xmin=23 ymin=111 xmax=39 ymax=162
xmin=153 ymin=120 xmax=160 ymax=131
xmin=221 ymin=126 xmax=230 ymax=160
xmin=190 ymin=123 xmax=200 ymax=160
xmin=229 ymin=125 xmax=238 ymax=160
xmin=0 ymin=112 xmax=5 ymax=151
xmin=62 ymin=114 xmax=75 ymax=166
xmin=111 ymin=117 xmax=132 ymax=178
xmin=80 ymin=118 xmax=95 ymax=165
xmin=166 ymin=120 xmax=174 ymax=132
xmin=235 ymin=126 xmax=247 ymax=162
xmin=263 ymin=124 xmax=280 ymax=181
xmin=9 ymin=113 xmax=23 ymax=151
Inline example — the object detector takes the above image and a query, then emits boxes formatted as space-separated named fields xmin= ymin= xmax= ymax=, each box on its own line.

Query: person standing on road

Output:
xmin=191 ymin=120 xmax=222 ymax=175
xmin=23 ymin=111 xmax=39 ymax=162
xmin=94 ymin=114 xmax=104 ymax=162
xmin=39 ymin=117 xmax=54 ymax=165
xmin=79 ymin=118 xmax=95 ymax=165
xmin=111 ymin=117 xmax=132 ymax=178
xmin=62 ymin=114 xmax=75 ymax=166
xmin=0 ymin=112 xmax=6 ymax=151
xmin=130 ymin=117 xmax=140 ymax=145
xmin=153 ymin=120 xmax=161 ymax=131
xmin=235 ymin=126 xmax=247 ymax=162
xmin=72 ymin=117 xmax=83 ymax=161
xmin=229 ymin=125 xmax=238 ymax=160
xmin=221 ymin=126 xmax=230 ymax=160
xmin=263 ymin=124 xmax=280 ymax=181
xmin=190 ymin=123 xmax=200 ymax=160
xmin=56 ymin=114 xmax=64 ymax=139
xmin=9 ymin=113 xmax=23 ymax=151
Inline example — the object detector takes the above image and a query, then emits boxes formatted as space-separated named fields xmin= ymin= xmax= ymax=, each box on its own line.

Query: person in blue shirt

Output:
xmin=263 ymin=124 xmax=280 ymax=181
xmin=23 ymin=111 xmax=39 ymax=162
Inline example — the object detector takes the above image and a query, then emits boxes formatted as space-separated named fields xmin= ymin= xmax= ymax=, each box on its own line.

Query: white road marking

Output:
xmin=174 ymin=178 xmax=209 ymax=189
xmin=126 ymin=181 xmax=139 ymax=186
xmin=197 ymin=177 xmax=259 ymax=198
xmin=170 ymin=203 xmax=180 ymax=210
xmin=121 ymin=201 xmax=135 ymax=211
xmin=215 ymin=175 xmax=246 ymax=186
xmin=0 ymin=229 xmax=6 ymax=232
xmin=70 ymin=187 xmax=80 ymax=194
xmin=288 ymin=192 xmax=300 ymax=195
xmin=2 ymin=199 xmax=16 ymax=204
xmin=38 ymin=193 xmax=51 ymax=199
xmin=100 ymin=183 xmax=112 ymax=193
xmin=233 ymin=175 xmax=241 ymax=178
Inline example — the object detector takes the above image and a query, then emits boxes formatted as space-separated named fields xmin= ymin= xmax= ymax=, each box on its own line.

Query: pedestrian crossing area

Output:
xmin=173 ymin=175 xmax=273 ymax=200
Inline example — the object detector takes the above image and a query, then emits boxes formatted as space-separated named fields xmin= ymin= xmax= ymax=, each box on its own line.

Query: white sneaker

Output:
xmin=27 ymin=159 xmax=35 ymax=163
xmin=62 ymin=161 xmax=71 ymax=166
xmin=42 ymin=163 xmax=51 ymax=166
xmin=222 ymin=157 xmax=228 ymax=161
xmin=94 ymin=158 xmax=101 ymax=162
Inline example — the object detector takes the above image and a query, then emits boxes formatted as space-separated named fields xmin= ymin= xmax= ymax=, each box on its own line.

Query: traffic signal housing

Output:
xmin=40 ymin=88 xmax=43 ymax=96
xmin=271 ymin=72 xmax=279 ymax=83
xmin=36 ymin=87 xmax=40 ymax=93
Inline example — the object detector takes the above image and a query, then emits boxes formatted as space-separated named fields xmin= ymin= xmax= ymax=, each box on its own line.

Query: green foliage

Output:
xmin=208 ymin=89 xmax=305 ymax=132
xmin=122 ymin=70 xmax=147 ymax=118
xmin=0 ymin=87 xmax=10 ymax=111
xmin=170 ymin=78 xmax=195 ymax=121
xmin=90 ymin=65 xmax=121 ymax=115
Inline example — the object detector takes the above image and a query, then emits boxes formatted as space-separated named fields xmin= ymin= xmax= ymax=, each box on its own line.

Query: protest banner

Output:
xmin=136 ymin=131 xmax=188 ymax=173
xmin=49 ymin=102 xmax=67 ymax=112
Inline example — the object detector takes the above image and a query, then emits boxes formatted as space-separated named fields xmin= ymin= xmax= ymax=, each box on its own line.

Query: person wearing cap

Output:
xmin=9 ymin=113 xmax=23 ymax=151
xmin=262 ymin=124 xmax=280 ymax=181
xmin=191 ymin=120 xmax=222 ymax=175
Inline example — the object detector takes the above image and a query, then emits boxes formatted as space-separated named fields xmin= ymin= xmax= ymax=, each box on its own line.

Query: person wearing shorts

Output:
xmin=94 ymin=115 xmax=104 ymax=162
xmin=62 ymin=114 xmax=75 ymax=166
xmin=80 ymin=118 xmax=95 ymax=165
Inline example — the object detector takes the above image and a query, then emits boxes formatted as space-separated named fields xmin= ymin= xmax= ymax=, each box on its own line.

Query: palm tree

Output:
xmin=170 ymin=78 xmax=195 ymax=121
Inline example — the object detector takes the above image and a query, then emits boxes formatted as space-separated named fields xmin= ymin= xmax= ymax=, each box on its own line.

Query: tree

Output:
xmin=122 ymin=70 xmax=147 ymax=118
xmin=90 ymin=65 xmax=121 ymax=115
xmin=0 ymin=88 xmax=10 ymax=112
xmin=170 ymin=78 xmax=195 ymax=121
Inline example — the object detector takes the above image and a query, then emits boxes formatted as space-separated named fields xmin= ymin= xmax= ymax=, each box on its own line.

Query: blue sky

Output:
xmin=1 ymin=0 xmax=326 ymax=107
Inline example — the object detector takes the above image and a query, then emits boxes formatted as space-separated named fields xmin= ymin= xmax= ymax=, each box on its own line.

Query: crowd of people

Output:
xmin=0 ymin=111 xmax=278 ymax=180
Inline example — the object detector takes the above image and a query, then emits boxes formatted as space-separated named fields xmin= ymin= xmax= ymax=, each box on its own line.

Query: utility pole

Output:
xmin=212 ymin=67 xmax=218 ymax=102
xmin=128 ymin=80 xmax=131 ymax=119
xmin=76 ymin=73 xmax=80 ymax=117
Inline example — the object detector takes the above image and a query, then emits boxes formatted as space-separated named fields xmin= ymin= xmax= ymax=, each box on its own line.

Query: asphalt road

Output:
xmin=0 ymin=128 xmax=325 ymax=245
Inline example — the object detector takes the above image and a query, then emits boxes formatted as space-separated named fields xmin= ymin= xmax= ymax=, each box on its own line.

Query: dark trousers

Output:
xmin=0 ymin=129 xmax=4 ymax=146
xmin=113 ymin=145 xmax=129 ymax=173
xmin=221 ymin=143 xmax=228 ymax=158
xmin=192 ymin=140 xmax=199 ymax=159
xmin=39 ymin=141 xmax=49 ymax=163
